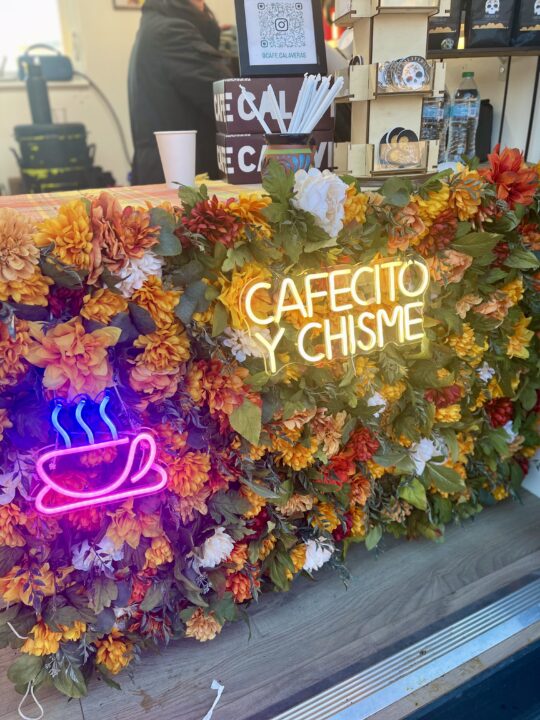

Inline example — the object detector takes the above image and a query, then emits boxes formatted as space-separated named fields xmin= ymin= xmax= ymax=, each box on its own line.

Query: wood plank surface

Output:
xmin=1 ymin=492 xmax=539 ymax=720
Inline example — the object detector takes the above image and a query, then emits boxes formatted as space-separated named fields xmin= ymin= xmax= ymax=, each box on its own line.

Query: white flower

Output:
xmin=117 ymin=251 xmax=164 ymax=297
xmin=303 ymin=538 xmax=334 ymax=573
xmin=198 ymin=528 xmax=235 ymax=569
xmin=72 ymin=537 xmax=124 ymax=572
xmin=410 ymin=438 xmax=439 ymax=474
xmin=222 ymin=327 xmax=271 ymax=362
xmin=367 ymin=392 xmax=387 ymax=418
xmin=292 ymin=169 xmax=348 ymax=238
xmin=477 ymin=362 xmax=496 ymax=383
xmin=502 ymin=421 xmax=518 ymax=443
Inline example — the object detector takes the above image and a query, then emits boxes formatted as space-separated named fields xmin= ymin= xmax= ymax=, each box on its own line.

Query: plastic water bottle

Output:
xmin=420 ymin=97 xmax=444 ymax=141
xmin=447 ymin=72 xmax=481 ymax=162
xmin=438 ymin=87 xmax=451 ymax=163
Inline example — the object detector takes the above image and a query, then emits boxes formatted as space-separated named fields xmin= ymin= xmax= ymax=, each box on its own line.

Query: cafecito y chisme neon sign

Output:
xmin=242 ymin=258 xmax=430 ymax=373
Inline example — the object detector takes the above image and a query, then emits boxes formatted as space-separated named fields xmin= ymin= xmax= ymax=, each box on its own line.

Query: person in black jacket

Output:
xmin=128 ymin=0 xmax=231 ymax=184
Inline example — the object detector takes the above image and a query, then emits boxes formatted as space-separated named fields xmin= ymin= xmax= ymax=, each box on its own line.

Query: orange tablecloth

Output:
xmin=0 ymin=180 xmax=261 ymax=220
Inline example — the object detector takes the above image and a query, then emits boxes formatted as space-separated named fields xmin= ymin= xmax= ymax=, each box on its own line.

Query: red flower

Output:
xmin=416 ymin=209 xmax=457 ymax=256
xmin=425 ymin=385 xmax=463 ymax=409
xmin=246 ymin=508 xmax=269 ymax=537
xmin=345 ymin=426 xmax=380 ymax=462
xmin=181 ymin=196 xmax=243 ymax=247
xmin=515 ymin=456 xmax=529 ymax=477
xmin=485 ymin=398 xmax=514 ymax=428
xmin=492 ymin=241 xmax=510 ymax=268
xmin=333 ymin=512 xmax=353 ymax=542
xmin=480 ymin=145 xmax=538 ymax=208
xmin=321 ymin=453 xmax=356 ymax=487
xmin=48 ymin=287 xmax=85 ymax=318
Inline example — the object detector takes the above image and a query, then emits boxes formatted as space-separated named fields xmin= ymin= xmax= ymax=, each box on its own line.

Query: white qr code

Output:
xmin=256 ymin=2 xmax=306 ymax=50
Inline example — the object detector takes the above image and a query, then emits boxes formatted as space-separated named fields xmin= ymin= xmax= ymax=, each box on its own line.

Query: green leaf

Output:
xmin=52 ymin=665 xmax=87 ymax=699
xmin=7 ymin=655 xmax=43 ymax=686
xmin=210 ymin=593 xmax=237 ymax=624
xmin=170 ymin=258 xmax=205 ymax=286
xmin=44 ymin=604 xmax=81 ymax=632
xmin=229 ymin=398 xmax=262 ymax=446
xmin=399 ymin=478 xmax=427 ymax=511
xmin=505 ymin=248 xmax=540 ymax=270
xmin=425 ymin=463 xmax=466 ymax=493
xmin=40 ymin=256 xmax=84 ymax=289
xmin=149 ymin=207 xmax=182 ymax=256
xmin=0 ymin=546 xmax=24 ymax=576
xmin=128 ymin=303 xmax=156 ymax=336
xmin=381 ymin=177 xmax=414 ymax=207
xmin=262 ymin=161 xmax=295 ymax=204
xmin=140 ymin=583 xmax=165 ymax=612
xmin=452 ymin=232 xmax=500 ymax=258
xmin=212 ymin=302 xmax=228 ymax=337
xmin=175 ymin=280 xmax=210 ymax=324
xmin=178 ymin=184 xmax=206 ymax=211
xmin=221 ymin=245 xmax=253 ymax=273
xmin=88 ymin=577 xmax=118 ymax=615
xmin=365 ymin=525 xmax=383 ymax=551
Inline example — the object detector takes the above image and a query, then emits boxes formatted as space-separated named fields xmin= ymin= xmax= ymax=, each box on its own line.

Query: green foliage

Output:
xmin=229 ymin=398 xmax=262 ymax=445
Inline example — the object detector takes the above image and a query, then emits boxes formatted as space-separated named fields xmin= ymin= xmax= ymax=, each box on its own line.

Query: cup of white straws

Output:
xmin=239 ymin=75 xmax=344 ymax=179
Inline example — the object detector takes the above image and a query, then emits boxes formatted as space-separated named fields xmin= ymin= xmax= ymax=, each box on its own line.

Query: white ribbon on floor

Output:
xmin=201 ymin=680 xmax=224 ymax=720
xmin=18 ymin=681 xmax=44 ymax=720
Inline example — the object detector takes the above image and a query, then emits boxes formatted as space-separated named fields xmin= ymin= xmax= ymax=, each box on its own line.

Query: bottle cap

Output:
xmin=463 ymin=71 xmax=474 ymax=77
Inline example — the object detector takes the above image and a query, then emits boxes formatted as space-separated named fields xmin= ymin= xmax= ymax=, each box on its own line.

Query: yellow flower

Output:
xmin=435 ymin=404 xmax=462 ymax=423
xmin=34 ymin=200 xmax=93 ymax=270
xmin=228 ymin=193 xmax=272 ymax=238
xmin=134 ymin=322 xmax=190 ymax=372
xmin=311 ymin=501 xmax=340 ymax=532
xmin=447 ymin=323 xmax=487 ymax=366
xmin=344 ymin=185 xmax=368 ymax=225
xmin=0 ymin=563 xmax=56 ymax=606
xmin=488 ymin=377 xmax=504 ymax=399
xmin=450 ymin=168 xmax=483 ymax=220
xmin=354 ymin=356 xmax=378 ymax=397
xmin=273 ymin=433 xmax=318 ymax=471
xmin=457 ymin=433 xmax=475 ymax=463
xmin=470 ymin=388 xmax=488 ymax=411
xmin=0 ymin=409 xmax=12 ymax=444
xmin=507 ymin=315 xmax=534 ymax=359
xmin=258 ymin=534 xmax=277 ymax=560
xmin=218 ymin=263 xmax=272 ymax=330
xmin=501 ymin=278 xmax=524 ymax=305
xmin=24 ymin=318 xmax=121 ymax=400
xmin=0 ymin=504 xmax=25 ymax=547
xmin=131 ymin=275 xmax=181 ymax=328
xmin=380 ymin=381 xmax=407 ymax=402
xmin=0 ymin=265 xmax=52 ymax=307
xmin=0 ymin=208 xmax=39 ymax=283
xmin=59 ymin=621 xmax=86 ymax=642
xmin=0 ymin=320 xmax=29 ymax=390
xmin=350 ymin=506 xmax=366 ymax=538
xmin=365 ymin=459 xmax=387 ymax=479
xmin=493 ymin=485 xmax=509 ymax=502
xmin=414 ymin=184 xmax=451 ymax=223
xmin=145 ymin=536 xmax=174 ymax=569
xmin=278 ymin=494 xmax=315 ymax=517
xmin=168 ymin=452 xmax=210 ymax=497
xmin=21 ymin=622 xmax=62 ymax=656
xmin=241 ymin=486 xmax=267 ymax=519
xmin=80 ymin=289 xmax=128 ymax=324
xmin=95 ymin=630 xmax=133 ymax=674
xmin=185 ymin=608 xmax=222 ymax=642
xmin=129 ymin=365 xmax=180 ymax=409
xmin=285 ymin=544 xmax=308 ymax=580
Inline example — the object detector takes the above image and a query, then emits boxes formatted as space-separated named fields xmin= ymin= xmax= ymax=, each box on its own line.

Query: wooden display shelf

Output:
xmin=428 ymin=46 xmax=540 ymax=59
xmin=335 ymin=139 xmax=440 ymax=179
xmin=335 ymin=0 xmax=439 ymax=23
xmin=335 ymin=60 xmax=445 ymax=103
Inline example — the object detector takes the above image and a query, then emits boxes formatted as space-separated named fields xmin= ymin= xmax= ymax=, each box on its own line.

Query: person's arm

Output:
xmin=158 ymin=21 xmax=232 ymax=115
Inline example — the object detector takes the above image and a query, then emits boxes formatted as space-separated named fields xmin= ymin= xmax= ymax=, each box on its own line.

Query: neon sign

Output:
xmin=35 ymin=395 xmax=167 ymax=516
xmin=243 ymin=258 xmax=429 ymax=373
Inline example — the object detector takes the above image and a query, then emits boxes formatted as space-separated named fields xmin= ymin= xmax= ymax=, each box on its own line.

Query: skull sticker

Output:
xmin=485 ymin=0 xmax=500 ymax=14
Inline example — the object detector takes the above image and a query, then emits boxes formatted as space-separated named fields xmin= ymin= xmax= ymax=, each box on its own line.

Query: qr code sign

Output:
xmin=257 ymin=2 xmax=306 ymax=49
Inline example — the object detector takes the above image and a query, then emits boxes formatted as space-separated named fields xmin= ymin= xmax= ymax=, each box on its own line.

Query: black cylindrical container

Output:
xmin=26 ymin=58 xmax=52 ymax=125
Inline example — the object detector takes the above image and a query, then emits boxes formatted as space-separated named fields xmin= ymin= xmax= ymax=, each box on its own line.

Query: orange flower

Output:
xmin=24 ymin=318 xmax=121 ymax=400
xmin=428 ymin=249 xmax=472 ymax=284
xmin=80 ymin=289 xmax=128 ymax=324
xmin=170 ymin=488 xmax=211 ymax=524
xmin=0 ymin=408 xmax=12 ymax=443
xmin=0 ymin=564 xmax=56 ymax=606
xmin=134 ymin=322 xmax=190 ymax=373
xmin=34 ymin=200 xmax=93 ymax=269
xmin=144 ymin=536 xmax=173 ymax=569
xmin=0 ymin=208 xmax=39 ymax=283
xmin=455 ymin=293 xmax=482 ymax=319
xmin=168 ymin=451 xmax=211 ymax=497
xmin=388 ymin=204 xmax=426 ymax=252
xmin=218 ymin=263 xmax=273 ymax=330
xmin=105 ymin=502 xmax=164 ymax=549
xmin=95 ymin=629 xmax=133 ymax=675
xmin=185 ymin=608 xmax=222 ymax=642
xmin=344 ymin=185 xmax=368 ymax=225
xmin=474 ymin=293 xmax=512 ymax=323
xmin=21 ymin=622 xmax=62 ymax=656
xmin=131 ymin=276 xmax=180 ymax=328
xmin=450 ymin=168 xmax=483 ymax=220
xmin=480 ymin=145 xmax=538 ymax=208
xmin=227 ymin=542 xmax=249 ymax=571
xmin=187 ymin=360 xmax=253 ymax=418
xmin=0 ymin=320 xmax=29 ymax=389
xmin=0 ymin=504 xmax=25 ymax=547
xmin=226 ymin=571 xmax=259 ymax=603
xmin=0 ymin=266 xmax=53 ymax=307
xmin=129 ymin=364 xmax=180 ymax=409
xmin=228 ymin=193 xmax=272 ymax=239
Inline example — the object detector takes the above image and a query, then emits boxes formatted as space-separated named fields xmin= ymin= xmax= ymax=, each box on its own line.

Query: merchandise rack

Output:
xmin=334 ymin=0 xmax=450 ymax=179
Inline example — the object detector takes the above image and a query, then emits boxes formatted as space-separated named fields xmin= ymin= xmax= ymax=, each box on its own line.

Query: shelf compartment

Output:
xmin=335 ymin=59 xmax=445 ymax=102
xmin=335 ymin=0 xmax=440 ymax=23
xmin=335 ymin=140 xmax=440 ymax=178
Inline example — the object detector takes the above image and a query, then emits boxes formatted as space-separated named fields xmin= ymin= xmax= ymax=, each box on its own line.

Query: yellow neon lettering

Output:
xmin=404 ymin=302 xmax=425 ymax=341
xmin=254 ymin=328 xmax=285 ymax=374
xmin=376 ymin=306 xmax=404 ymax=347
xmin=275 ymin=278 xmax=308 ymax=323
xmin=245 ymin=282 xmax=273 ymax=326
xmin=328 ymin=269 xmax=353 ymax=313
xmin=323 ymin=316 xmax=349 ymax=360
xmin=357 ymin=312 xmax=377 ymax=352
xmin=304 ymin=272 xmax=329 ymax=317
xmin=297 ymin=322 xmax=324 ymax=363
xmin=380 ymin=261 xmax=402 ymax=302
xmin=398 ymin=260 xmax=430 ymax=298
xmin=351 ymin=266 xmax=375 ymax=307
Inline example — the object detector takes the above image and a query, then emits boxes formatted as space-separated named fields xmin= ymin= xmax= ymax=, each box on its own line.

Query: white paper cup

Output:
xmin=154 ymin=130 xmax=197 ymax=189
